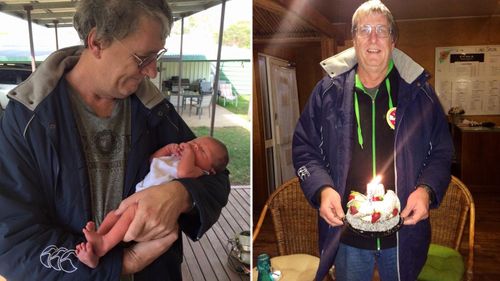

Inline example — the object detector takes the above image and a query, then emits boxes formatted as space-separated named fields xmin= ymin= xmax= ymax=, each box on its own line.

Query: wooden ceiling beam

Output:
xmin=254 ymin=0 xmax=345 ymax=44
xmin=276 ymin=0 xmax=338 ymax=38
xmin=253 ymin=36 xmax=322 ymax=45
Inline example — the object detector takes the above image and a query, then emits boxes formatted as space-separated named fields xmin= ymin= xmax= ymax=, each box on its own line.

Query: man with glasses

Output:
xmin=0 ymin=0 xmax=230 ymax=280
xmin=293 ymin=1 xmax=453 ymax=280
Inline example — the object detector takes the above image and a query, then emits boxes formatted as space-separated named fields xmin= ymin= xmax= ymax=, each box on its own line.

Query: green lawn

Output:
xmin=217 ymin=94 xmax=250 ymax=119
xmin=191 ymin=126 xmax=250 ymax=186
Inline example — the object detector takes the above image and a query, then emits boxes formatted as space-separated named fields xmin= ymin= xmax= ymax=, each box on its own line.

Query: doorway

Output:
xmin=258 ymin=54 xmax=300 ymax=194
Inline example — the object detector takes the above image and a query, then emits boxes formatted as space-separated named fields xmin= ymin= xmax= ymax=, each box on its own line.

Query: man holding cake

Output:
xmin=292 ymin=1 xmax=453 ymax=280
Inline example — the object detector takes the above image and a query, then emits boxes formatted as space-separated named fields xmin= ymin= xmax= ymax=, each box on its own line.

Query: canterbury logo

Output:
xmin=40 ymin=245 xmax=78 ymax=273
xmin=297 ymin=166 xmax=310 ymax=181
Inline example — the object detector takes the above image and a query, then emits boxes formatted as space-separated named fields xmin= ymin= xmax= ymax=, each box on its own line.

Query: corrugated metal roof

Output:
xmin=0 ymin=0 xmax=224 ymax=28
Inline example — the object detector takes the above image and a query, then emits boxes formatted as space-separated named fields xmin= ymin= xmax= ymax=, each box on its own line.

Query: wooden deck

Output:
xmin=182 ymin=186 xmax=251 ymax=281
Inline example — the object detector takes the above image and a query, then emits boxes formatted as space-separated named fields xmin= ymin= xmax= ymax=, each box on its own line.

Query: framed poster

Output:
xmin=435 ymin=45 xmax=500 ymax=115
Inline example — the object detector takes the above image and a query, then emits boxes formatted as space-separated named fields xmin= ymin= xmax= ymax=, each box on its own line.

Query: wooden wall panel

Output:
xmin=398 ymin=17 xmax=500 ymax=124
xmin=397 ymin=17 xmax=500 ymax=88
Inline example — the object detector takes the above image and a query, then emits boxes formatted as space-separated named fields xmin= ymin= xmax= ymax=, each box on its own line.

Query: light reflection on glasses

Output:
xmin=354 ymin=24 xmax=392 ymax=38
xmin=113 ymin=37 xmax=167 ymax=70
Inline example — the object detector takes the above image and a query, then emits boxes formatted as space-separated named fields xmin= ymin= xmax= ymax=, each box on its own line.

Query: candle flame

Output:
xmin=367 ymin=175 xmax=384 ymax=199
xmin=370 ymin=175 xmax=382 ymax=185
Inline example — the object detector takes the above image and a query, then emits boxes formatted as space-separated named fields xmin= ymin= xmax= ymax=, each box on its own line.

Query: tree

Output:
xmin=214 ymin=20 xmax=250 ymax=49
xmin=171 ymin=15 xmax=215 ymax=35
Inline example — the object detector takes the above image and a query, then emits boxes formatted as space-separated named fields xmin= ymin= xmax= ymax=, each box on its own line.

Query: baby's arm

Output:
xmin=149 ymin=143 xmax=181 ymax=160
xmin=177 ymin=143 xmax=205 ymax=178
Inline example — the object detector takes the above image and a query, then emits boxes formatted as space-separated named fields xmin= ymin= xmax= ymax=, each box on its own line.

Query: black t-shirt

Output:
xmin=340 ymin=67 xmax=399 ymax=250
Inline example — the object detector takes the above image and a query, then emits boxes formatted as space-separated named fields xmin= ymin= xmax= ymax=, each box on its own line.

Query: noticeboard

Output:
xmin=435 ymin=45 xmax=500 ymax=115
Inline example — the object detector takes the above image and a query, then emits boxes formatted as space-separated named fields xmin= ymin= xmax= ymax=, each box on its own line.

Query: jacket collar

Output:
xmin=8 ymin=45 xmax=164 ymax=111
xmin=320 ymin=47 xmax=424 ymax=85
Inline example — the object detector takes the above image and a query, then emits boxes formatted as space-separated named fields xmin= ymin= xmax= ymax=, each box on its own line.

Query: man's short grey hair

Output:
xmin=351 ymin=0 xmax=398 ymax=42
xmin=74 ymin=0 xmax=174 ymax=47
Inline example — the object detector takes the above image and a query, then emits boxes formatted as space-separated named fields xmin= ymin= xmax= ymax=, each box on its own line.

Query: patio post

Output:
xmin=175 ymin=16 xmax=185 ymax=111
xmin=23 ymin=5 xmax=36 ymax=71
xmin=53 ymin=20 xmax=59 ymax=50
xmin=210 ymin=0 xmax=227 ymax=136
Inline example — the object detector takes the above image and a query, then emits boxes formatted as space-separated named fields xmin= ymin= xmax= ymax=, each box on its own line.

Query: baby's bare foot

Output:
xmin=75 ymin=242 xmax=99 ymax=268
xmin=85 ymin=221 xmax=96 ymax=232
xmin=83 ymin=228 xmax=107 ymax=257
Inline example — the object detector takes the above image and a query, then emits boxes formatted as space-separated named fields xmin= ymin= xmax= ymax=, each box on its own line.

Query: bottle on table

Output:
xmin=256 ymin=253 xmax=273 ymax=281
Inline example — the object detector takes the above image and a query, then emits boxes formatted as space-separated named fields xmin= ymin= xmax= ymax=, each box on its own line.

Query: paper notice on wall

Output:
xmin=435 ymin=45 xmax=500 ymax=115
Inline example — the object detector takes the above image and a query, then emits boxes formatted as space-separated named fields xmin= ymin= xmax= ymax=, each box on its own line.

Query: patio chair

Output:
xmin=168 ymin=94 xmax=185 ymax=114
xmin=200 ymin=81 xmax=212 ymax=94
xmin=253 ymin=177 xmax=319 ymax=280
xmin=189 ymin=93 xmax=212 ymax=119
xmin=218 ymin=82 xmax=238 ymax=107
xmin=418 ymin=175 xmax=475 ymax=281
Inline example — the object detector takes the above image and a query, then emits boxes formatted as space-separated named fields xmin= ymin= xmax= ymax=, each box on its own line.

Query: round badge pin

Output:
xmin=386 ymin=107 xmax=396 ymax=130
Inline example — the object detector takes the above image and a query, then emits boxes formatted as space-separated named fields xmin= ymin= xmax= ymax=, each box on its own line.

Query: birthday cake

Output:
xmin=346 ymin=189 xmax=401 ymax=232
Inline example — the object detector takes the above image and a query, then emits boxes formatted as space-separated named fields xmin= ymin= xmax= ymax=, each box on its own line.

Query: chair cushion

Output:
xmin=252 ymin=254 xmax=319 ymax=281
xmin=417 ymin=244 xmax=465 ymax=281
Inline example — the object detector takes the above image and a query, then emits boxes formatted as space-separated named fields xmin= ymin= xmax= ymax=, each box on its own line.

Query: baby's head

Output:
xmin=188 ymin=136 xmax=229 ymax=174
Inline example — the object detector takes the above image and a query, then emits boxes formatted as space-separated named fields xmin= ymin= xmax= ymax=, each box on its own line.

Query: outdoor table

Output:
xmin=165 ymin=90 xmax=201 ymax=113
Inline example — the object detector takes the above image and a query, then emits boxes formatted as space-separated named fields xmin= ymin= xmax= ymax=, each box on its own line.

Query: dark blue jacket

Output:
xmin=293 ymin=48 xmax=453 ymax=281
xmin=0 ymin=46 xmax=230 ymax=280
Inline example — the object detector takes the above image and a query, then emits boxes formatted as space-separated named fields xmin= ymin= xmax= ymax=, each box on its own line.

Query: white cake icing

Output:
xmin=346 ymin=190 xmax=401 ymax=232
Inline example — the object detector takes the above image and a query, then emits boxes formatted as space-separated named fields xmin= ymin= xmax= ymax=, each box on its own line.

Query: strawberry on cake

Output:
xmin=346 ymin=189 xmax=401 ymax=232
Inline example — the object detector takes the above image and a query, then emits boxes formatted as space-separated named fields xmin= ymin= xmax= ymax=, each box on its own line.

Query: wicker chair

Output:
xmin=418 ymin=175 xmax=475 ymax=281
xmin=253 ymin=177 xmax=320 ymax=280
xmin=253 ymin=177 xmax=319 ymax=256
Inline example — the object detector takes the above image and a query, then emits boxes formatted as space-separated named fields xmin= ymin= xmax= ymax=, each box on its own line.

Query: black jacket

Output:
xmin=0 ymin=46 xmax=230 ymax=280
xmin=293 ymin=48 xmax=453 ymax=281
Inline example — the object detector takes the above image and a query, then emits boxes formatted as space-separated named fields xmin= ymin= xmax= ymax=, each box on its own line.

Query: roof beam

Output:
xmin=169 ymin=0 xmax=215 ymax=6
xmin=30 ymin=12 xmax=74 ymax=19
xmin=276 ymin=0 xmax=344 ymax=42
xmin=45 ymin=23 xmax=73 ymax=28
xmin=0 ymin=0 xmax=225 ymax=28
xmin=253 ymin=36 xmax=322 ymax=45
xmin=254 ymin=0 xmax=344 ymax=44
xmin=0 ymin=2 xmax=75 ymax=11
xmin=172 ymin=6 xmax=205 ymax=13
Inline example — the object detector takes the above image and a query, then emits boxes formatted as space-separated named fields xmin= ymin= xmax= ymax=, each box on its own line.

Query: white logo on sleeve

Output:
xmin=297 ymin=166 xmax=310 ymax=181
xmin=40 ymin=245 xmax=78 ymax=273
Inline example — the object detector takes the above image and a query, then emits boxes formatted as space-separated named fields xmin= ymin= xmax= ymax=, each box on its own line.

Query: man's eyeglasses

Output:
xmin=113 ymin=37 xmax=167 ymax=70
xmin=354 ymin=24 xmax=392 ymax=38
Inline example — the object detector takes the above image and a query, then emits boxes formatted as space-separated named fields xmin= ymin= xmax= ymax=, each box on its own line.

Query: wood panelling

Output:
xmin=452 ymin=126 xmax=500 ymax=187
xmin=397 ymin=16 xmax=500 ymax=87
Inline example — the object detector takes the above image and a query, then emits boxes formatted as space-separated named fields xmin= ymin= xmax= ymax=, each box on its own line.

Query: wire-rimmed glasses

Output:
xmin=113 ymin=37 xmax=167 ymax=70
xmin=354 ymin=24 xmax=392 ymax=38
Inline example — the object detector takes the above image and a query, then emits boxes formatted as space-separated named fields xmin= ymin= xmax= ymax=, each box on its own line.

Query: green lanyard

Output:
xmin=354 ymin=61 xmax=394 ymax=251
xmin=354 ymin=60 xmax=394 ymax=251
xmin=353 ymin=60 xmax=394 ymax=178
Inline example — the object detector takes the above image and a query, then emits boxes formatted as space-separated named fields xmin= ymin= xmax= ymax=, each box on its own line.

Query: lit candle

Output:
xmin=367 ymin=175 xmax=384 ymax=200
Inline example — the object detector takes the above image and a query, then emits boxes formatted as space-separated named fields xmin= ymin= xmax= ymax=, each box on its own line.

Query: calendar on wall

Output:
xmin=435 ymin=45 xmax=500 ymax=115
